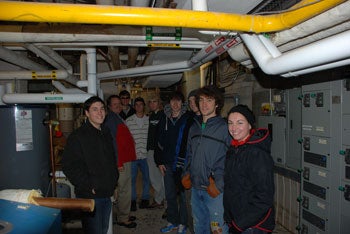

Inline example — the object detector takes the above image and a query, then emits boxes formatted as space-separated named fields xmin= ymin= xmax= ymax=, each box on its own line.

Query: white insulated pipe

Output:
xmin=25 ymin=44 xmax=68 ymax=71
xmin=0 ymin=46 xmax=47 ymax=71
xmin=52 ymin=80 xmax=87 ymax=94
xmin=98 ymin=36 xmax=234 ymax=80
xmin=228 ymin=1 xmax=350 ymax=72
xmin=0 ymin=70 xmax=68 ymax=80
xmin=0 ymin=32 xmax=206 ymax=45
xmin=36 ymin=45 xmax=73 ymax=73
xmin=86 ymin=48 xmax=97 ymax=95
xmin=282 ymin=58 xmax=350 ymax=77
xmin=2 ymin=93 xmax=93 ymax=104
xmin=240 ymin=30 xmax=350 ymax=75
xmin=98 ymin=61 xmax=190 ymax=80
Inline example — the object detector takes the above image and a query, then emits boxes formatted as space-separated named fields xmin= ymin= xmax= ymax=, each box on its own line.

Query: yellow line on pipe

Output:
xmin=0 ymin=0 xmax=345 ymax=33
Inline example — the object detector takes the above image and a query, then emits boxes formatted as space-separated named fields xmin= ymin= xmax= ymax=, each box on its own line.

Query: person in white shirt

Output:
xmin=126 ymin=97 xmax=150 ymax=210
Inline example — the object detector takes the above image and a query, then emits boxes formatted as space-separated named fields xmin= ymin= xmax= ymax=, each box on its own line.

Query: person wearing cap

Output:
xmin=155 ymin=91 xmax=190 ymax=234
xmin=126 ymin=97 xmax=151 ymax=211
xmin=182 ymin=85 xmax=230 ymax=234
xmin=119 ymin=90 xmax=136 ymax=120
xmin=224 ymin=105 xmax=275 ymax=234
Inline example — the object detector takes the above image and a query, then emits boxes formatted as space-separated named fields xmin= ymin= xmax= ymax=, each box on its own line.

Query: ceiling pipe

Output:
xmin=281 ymin=59 xmax=350 ymax=77
xmin=2 ymin=93 xmax=93 ymax=104
xmin=0 ymin=0 xmax=345 ymax=33
xmin=0 ymin=46 xmax=47 ymax=71
xmin=35 ymin=45 xmax=73 ymax=74
xmin=0 ymin=70 xmax=68 ymax=80
xmin=98 ymin=36 xmax=236 ymax=80
xmin=240 ymin=30 xmax=350 ymax=76
xmin=24 ymin=44 xmax=69 ymax=72
xmin=191 ymin=0 xmax=236 ymax=36
xmin=0 ymin=32 xmax=207 ymax=45
xmin=228 ymin=1 xmax=350 ymax=69
xmin=52 ymin=80 xmax=86 ymax=94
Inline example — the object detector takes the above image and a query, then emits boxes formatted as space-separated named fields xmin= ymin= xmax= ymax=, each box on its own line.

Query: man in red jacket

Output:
xmin=105 ymin=94 xmax=137 ymax=228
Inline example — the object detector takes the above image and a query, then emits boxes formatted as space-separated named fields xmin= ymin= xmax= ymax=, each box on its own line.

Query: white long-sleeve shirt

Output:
xmin=126 ymin=114 xmax=149 ymax=160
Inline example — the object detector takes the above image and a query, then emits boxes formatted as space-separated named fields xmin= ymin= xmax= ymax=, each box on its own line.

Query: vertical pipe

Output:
xmin=86 ymin=48 xmax=97 ymax=95
xmin=48 ymin=123 xmax=57 ymax=197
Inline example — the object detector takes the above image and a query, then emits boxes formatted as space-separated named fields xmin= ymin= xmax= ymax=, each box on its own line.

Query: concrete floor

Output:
xmin=63 ymin=201 xmax=293 ymax=234
xmin=62 ymin=173 xmax=293 ymax=234
xmin=113 ymin=203 xmax=293 ymax=234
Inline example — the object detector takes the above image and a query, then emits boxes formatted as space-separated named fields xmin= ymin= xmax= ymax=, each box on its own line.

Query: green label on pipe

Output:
xmin=145 ymin=26 xmax=182 ymax=41
xmin=45 ymin=97 xmax=63 ymax=100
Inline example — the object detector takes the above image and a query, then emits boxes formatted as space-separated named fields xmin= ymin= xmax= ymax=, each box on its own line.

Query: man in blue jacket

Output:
xmin=155 ymin=91 xmax=190 ymax=234
xmin=182 ymin=85 xmax=230 ymax=234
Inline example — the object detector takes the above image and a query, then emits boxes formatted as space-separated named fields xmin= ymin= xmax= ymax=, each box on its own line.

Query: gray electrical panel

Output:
xmin=258 ymin=116 xmax=286 ymax=166
xmin=286 ymin=88 xmax=302 ymax=171
xmin=300 ymin=80 xmax=349 ymax=234
xmin=340 ymin=80 xmax=350 ymax=234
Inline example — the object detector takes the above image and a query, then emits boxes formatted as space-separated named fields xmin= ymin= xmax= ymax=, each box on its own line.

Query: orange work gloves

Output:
xmin=181 ymin=173 xmax=192 ymax=189
xmin=207 ymin=176 xmax=220 ymax=198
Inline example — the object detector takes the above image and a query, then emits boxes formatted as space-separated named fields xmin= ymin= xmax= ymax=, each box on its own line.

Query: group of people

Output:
xmin=62 ymin=85 xmax=276 ymax=234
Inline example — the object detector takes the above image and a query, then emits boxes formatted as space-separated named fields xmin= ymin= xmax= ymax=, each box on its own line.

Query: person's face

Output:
xmin=85 ymin=101 xmax=106 ymax=129
xmin=134 ymin=101 xmax=145 ymax=114
xmin=148 ymin=99 xmax=160 ymax=112
xmin=198 ymin=95 xmax=216 ymax=119
xmin=109 ymin=97 xmax=122 ymax=114
xmin=188 ymin=96 xmax=199 ymax=114
xmin=170 ymin=98 xmax=182 ymax=113
xmin=120 ymin=95 xmax=130 ymax=106
xmin=227 ymin=112 xmax=251 ymax=141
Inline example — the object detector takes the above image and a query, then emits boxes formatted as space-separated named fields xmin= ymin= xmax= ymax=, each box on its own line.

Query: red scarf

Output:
xmin=231 ymin=129 xmax=255 ymax=147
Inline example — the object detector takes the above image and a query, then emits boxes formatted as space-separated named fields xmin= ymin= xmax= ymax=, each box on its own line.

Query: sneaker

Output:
xmin=177 ymin=224 xmax=187 ymax=234
xmin=130 ymin=200 xmax=137 ymax=211
xmin=160 ymin=223 xmax=178 ymax=233
xmin=139 ymin=199 xmax=149 ymax=209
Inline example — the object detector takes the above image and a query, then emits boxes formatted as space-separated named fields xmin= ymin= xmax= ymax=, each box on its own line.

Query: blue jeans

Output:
xmin=191 ymin=188 xmax=228 ymax=234
xmin=164 ymin=164 xmax=188 ymax=225
xmin=131 ymin=158 xmax=150 ymax=201
xmin=81 ymin=197 xmax=111 ymax=234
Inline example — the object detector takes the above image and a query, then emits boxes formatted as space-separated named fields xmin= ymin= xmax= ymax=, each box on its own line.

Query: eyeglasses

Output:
xmin=121 ymin=97 xmax=130 ymax=99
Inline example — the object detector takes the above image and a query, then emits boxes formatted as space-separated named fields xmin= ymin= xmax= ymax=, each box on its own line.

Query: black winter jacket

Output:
xmin=62 ymin=120 xmax=119 ymax=199
xmin=224 ymin=128 xmax=275 ymax=233
xmin=154 ymin=104 xmax=189 ymax=168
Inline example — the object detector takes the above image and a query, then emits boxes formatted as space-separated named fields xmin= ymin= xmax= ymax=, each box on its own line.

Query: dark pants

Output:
xmin=81 ymin=197 xmax=111 ymax=234
xmin=164 ymin=164 xmax=188 ymax=226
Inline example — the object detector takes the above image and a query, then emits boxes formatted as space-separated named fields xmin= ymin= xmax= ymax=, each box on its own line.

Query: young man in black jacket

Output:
xmin=62 ymin=96 xmax=119 ymax=234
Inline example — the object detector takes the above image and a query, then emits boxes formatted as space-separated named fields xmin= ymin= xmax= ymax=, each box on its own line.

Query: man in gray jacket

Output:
xmin=182 ymin=85 xmax=230 ymax=234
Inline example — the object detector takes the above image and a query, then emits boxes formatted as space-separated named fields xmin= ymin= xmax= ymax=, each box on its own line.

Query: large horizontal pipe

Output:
xmin=0 ymin=70 xmax=69 ymax=80
xmin=2 ymin=93 xmax=93 ymax=104
xmin=0 ymin=0 xmax=345 ymax=33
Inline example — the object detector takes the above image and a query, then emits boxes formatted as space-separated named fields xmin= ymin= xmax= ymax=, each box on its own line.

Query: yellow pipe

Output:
xmin=0 ymin=0 xmax=345 ymax=33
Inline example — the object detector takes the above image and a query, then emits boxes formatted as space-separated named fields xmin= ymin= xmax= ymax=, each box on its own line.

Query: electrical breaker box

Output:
xmin=258 ymin=116 xmax=286 ymax=165
xmin=301 ymin=80 xmax=345 ymax=234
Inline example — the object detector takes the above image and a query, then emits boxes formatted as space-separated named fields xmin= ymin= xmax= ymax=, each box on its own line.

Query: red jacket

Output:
xmin=116 ymin=124 xmax=136 ymax=167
